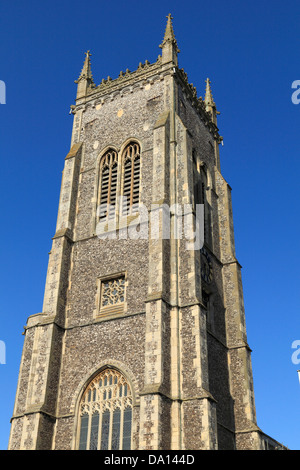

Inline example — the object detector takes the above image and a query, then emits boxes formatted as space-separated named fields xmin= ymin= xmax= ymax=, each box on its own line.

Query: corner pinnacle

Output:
xmin=75 ymin=50 xmax=95 ymax=85
xmin=204 ymin=78 xmax=215 ymax=107
xmin=159 ymin=14 xmax=180 ymax=65
xmin=162 ymin=14 xmax=176 ymax=44
xmin=204 ymin=78 xmax=220 ymax=126
xmin=75 ymin=50 xmax=95 ymax=100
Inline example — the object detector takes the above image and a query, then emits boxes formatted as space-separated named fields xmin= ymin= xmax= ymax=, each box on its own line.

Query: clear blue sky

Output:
xmin=0 ymin=0 xmax=299 ymax=450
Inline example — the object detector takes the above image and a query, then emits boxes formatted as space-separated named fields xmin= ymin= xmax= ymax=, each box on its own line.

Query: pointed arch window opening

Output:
xmin=192 ymin=153 xmax=213 ymax=248
xmin=97 ymin=143 xmax=141 ymax=224
xmin=200 ymin=165 xmax=212 ymax=247
xmin=99 ymin=149 xmax=118 ymax=222
xmin=78 ymin=368 xmax=133 ymax=450
xmin=201 ymin=174 xmax=207 ymax=242
xmin=193 ymin=151 xmax=201 ymax=209
xmin=121 ymin=143 xmax=141 ymax=216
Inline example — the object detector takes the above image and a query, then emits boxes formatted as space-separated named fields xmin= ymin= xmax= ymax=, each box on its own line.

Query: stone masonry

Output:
xmin=8 ymin=14 xmax=285 ymax=451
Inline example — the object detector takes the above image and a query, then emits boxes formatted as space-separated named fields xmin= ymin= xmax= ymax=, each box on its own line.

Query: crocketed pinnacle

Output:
xmin=204 ymin=78 xmax=220 ymax=126
xmin=75 ymin=50 xmax=95 ymax=85
xmin=160 ymin=13 xmax=180 ymax=52
xmin=204 ymin=78 xmax=216 ymax=107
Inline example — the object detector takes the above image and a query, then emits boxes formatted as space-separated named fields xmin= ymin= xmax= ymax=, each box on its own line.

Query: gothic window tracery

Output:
xmin=100 ymin=277 xmax=125 ymax=309
xmin=78 ymin=368 xmax=133 ymax=450
xmin=97 ymin=142 xmax=141 ymax=224
xmin=95 ymin=273 xmax=127 ymax=318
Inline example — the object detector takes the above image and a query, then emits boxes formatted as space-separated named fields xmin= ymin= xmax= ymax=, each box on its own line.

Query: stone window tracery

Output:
xmin=94 ymin=273 xmax=127 ymax=319
xmin=97 ymin=142 xmax=141 ymax=225
xmin=100 ymin=277 xmax=125 ymax=309
xmin=78 ymin=368 xmax=133 ymax=450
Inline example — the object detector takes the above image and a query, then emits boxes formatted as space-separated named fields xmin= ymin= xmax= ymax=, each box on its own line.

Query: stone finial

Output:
xmin=159 ymin=13 xmax=180 ymax=65
xmin=75 ymin=50 xmax=95 ymax=99
xmin=161 ymin=14 xmax=177 ymax=45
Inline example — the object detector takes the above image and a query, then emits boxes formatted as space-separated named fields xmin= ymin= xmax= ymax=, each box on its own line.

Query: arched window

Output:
xmin=78 ymin=368 xmax=133 ymax=450
xmin=121 ymin=142 xmax=141 ymax=215
xmin=200 ymin=165 xmax=212 ymax=246
xmin=98 ymin=149 xmax=118 ymax=221
xmin=193 ymin=150 xmax=201 ymax=208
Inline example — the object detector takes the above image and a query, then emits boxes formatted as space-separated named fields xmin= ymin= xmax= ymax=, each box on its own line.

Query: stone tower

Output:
xmin=8 ymin=15 xmax=283 ymax=451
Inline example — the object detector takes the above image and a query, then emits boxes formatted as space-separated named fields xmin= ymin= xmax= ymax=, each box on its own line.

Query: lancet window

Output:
xmin=121 ymin=142 xmax=141 ymax=215
xmin=98 ymin=149 xmax=118 ymax=221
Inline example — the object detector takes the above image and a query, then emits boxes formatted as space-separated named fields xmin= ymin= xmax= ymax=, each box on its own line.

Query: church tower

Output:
xmin=8 ymin=15 xmax=283 ymax=451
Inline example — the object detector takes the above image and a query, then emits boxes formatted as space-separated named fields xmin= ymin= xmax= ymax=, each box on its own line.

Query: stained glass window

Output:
xmin=111 ymin=409 xmax=121 ymax=450
xmin=100 ymin=410 xmax=110 ymax=450
xmin=122 ymin=407 xmax=132 ymax=450
xmin=90 ymin=413 xmax=99 ymax=450
xmin=79 ymin=414 xmax=89 ymax=450
xmin=78 ymin=368 xmax=133 ymax=450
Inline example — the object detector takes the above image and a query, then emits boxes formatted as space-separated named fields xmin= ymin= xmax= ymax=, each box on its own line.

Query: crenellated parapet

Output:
xmin=73 ymin=56 xmax=221 ymax=146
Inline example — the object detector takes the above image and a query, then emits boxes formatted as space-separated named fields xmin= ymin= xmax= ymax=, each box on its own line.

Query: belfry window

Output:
xmin=96 ymin=142 xmax=141 ymax=226
xmin=193 ymin=151 xmax=201 ymax=208
xmin=78 ymin=368 xmax=133 ymax=450
xmin=98 ymin=149 xmax=118 ymax=221
xmin=200 ymin=165 xmax=212 ymax=246
xmin=121 ymin=142 xmax=141 ymax=215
